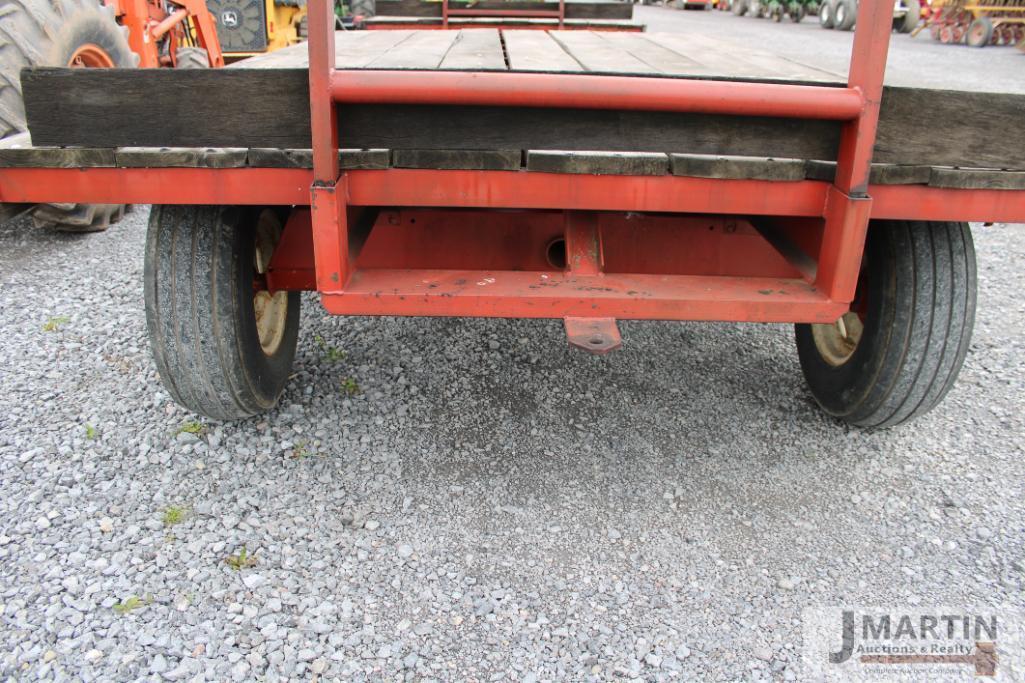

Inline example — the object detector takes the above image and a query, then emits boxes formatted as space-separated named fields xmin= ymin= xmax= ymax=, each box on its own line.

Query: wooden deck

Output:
xmin=17 ymin=30 xmax=1025 ymax=180
xmin=238 ymin=29 xmax=841 ymax=83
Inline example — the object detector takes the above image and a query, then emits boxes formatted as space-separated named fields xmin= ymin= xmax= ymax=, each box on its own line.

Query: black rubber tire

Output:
xmin=0 ymin=0 xmax=136 ymax=231
xmin=835 ymin=0 xmax=856 ymax=29
xmin=145 ymin=206 xmax=301 ymax=420
xmin=789 ymin=4 xmax=804 ymax=21
xmin=732 ymin=0 xmax=748 ymax=15
xmin=795 ymin=221 xmax=976 ymax=429
xmin=350 ymin=0 xmax=375 ymax=16
xmin=819 ymin=0 xmax=835 ymax=27
xmin=899 ymin=0 xmax=920 ymax=32
xmin=174 ymin=46 xmax=209 ymax=68
xmin=966 ymin=16 xmax=993 ymax=47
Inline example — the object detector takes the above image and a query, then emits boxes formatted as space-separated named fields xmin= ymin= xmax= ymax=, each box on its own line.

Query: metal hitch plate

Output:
xmin=564 ymin=317 xmax=622 ymax=355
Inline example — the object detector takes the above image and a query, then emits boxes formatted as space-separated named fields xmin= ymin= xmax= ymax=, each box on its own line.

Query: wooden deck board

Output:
xmin=438 ymin=29 xmax=507 ymax=71
xmin=546 ymin=31 xmax=653 ymax=73
xmin=235 ymin=30 xmax=843 ymax=83
xmin=503 ymin=31 xmax=584 ymax=71
xmin=365 ymin=31 xmax=462 ymax=69
xmin=592 ymin=33 xmax=722 ymax=77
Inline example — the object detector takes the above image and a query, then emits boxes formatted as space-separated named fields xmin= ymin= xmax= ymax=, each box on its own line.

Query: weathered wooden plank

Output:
xmin=439 ymin=30 xmax=507 ymax=71
xmin=237 ymin=30 xmax=412 ymax=69
xmin=804 ymin=160 xmax=933 ymax=185
xmin=0 ymin=134 xmax=115 ymax=167
xmin=670 ymin=153 xmax=804 ymax=180
xmin=247 ymin=148 xmax=391 ymax=169
xmin=876 ymin=87 xmax=1025 ymax=171
xmin=503 ymin=31 xmax=584 ymax=71
xmin=929 ymin=167 xmax=1025 ymax=190
xmin=527 ymin=150 xmax=668 ymax=175
xmin=23 ymin=68 xmax=312 ymax=148
xmin=115 ymin=147 xmax=248 ymax=168
xmin=594 ymin=33 xmax=720 ymax=77
xmin=548 ymin=31 xmax=651 ymax=73
xmin=392 ymin=149 xmax=521 ymax=169
xmin=373 ymin=0 xmax=633 ymax=19
xmin=643 ymin=33 xmax=840 ymax=83
xmin=342 ymin=104 xmax=840 ymax=160
xmin=21 ymin=68 xmax=1025 ymax=173
xmin=366 ymin=31 xmax=460 ymax=69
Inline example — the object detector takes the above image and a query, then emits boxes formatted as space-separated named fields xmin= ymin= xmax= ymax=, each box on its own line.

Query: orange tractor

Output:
xmin=0 ymin=0 xmax=223 ymax=230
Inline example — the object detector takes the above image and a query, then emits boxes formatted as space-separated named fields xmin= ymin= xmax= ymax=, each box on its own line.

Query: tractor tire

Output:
xmin=174 ymin=46 xmax=209 ymax=68
xmin=898 ymin=0 xmax=920 ymax=32
xmin=0 ymin=0 xmax=136 ymax=231
xmin=834 ymin=0 xmax=856 ymax=29
xmin=819 ymin=0 xmax=835 ymax=26
xmin=966 ymin=16 xmax=993 ymax=46
xmin=350 ymin=0 xmax=375 ymax=17
xmin=795 ymin=221 xmax=976 ymax=429
xmin=145 ymin=205 xmax=301 ymax=420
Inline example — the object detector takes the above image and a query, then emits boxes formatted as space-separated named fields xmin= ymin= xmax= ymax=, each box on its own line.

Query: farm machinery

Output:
xmin=730 ymin=0 xmax=920 ymax=27
xmin=818 ymin=0 xmax=920 ymax=29
xmin=730 ymin=0 xmax=819 ymax=21
xmin=207 ymin=0 xmax=308 ymax=58
xmin=921 ymin=0 xmax=1025 ymax=46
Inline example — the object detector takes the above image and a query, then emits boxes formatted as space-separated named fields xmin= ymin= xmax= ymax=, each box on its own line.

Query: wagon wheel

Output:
xmin=795 ymin=221 xmax=976 ymax=428
xmin=899 ymin=0 xmax=920 ymax=32
xmin=819 ymin=0 xmax=835 ymax=27
xmin=834 ymin=0 xmax=856 ymax=29
xmin=939 ymin=24 xmax=954 ymax=42
xmin=145 ymin=206 xmax=302 ymax=419
xmin=952 ymin=22 xmax=966 ymax=42
xmin=966 ymin=16 xmax=994 ymax=46
xmin=998 ymin=24 xmax=1015 ymax=44
xmin=789 ymin=3 xmax=805 ymax=21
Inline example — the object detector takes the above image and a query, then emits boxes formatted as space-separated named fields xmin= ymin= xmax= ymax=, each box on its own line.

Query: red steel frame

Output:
xmin=441 ymin=0 xmax=565 ymax=28
xmin=305 ymin=0 xmax=894 ymax=324
xmin=3 ymin=0 xmax=1025 ymax=327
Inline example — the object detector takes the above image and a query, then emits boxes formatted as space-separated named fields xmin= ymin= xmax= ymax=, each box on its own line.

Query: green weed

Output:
xmin=42 ymin=316 xmax=70 ymax=332
xmin=225 ymin=546 xmax=257 ymax=571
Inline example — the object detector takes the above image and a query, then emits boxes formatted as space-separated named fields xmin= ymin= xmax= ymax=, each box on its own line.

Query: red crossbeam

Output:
xmin=445 ymin=9 xmax=562 ymax=16
xmin=319 ymin=269 xmax=846 ymax=322
xmin=330 ymin=71 xmax=865 ymax=120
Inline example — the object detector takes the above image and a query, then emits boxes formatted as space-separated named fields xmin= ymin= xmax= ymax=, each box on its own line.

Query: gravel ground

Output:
xmin=2 ymin=12 xmax=1025 ymax=682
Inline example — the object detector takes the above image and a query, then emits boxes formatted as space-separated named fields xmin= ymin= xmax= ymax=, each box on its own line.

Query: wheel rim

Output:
xmin=253 ymin=211 xmax=289 ymax=356
xmin=836 ymin=4 xmax=845 ymax=23
xmin=68 ymin=44 xmax=115 ymax=68
xmin=812 ymin=263 xmax=868 ymax=367
xmin=811 ymin=312 xmax=864 ymax=366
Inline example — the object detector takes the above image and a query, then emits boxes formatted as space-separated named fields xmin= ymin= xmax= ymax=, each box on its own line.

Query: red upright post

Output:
xmin=308 ymin=0 xmax=350 ymax=293
xmin=815 ymin=0 xmax=893 ymax=303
